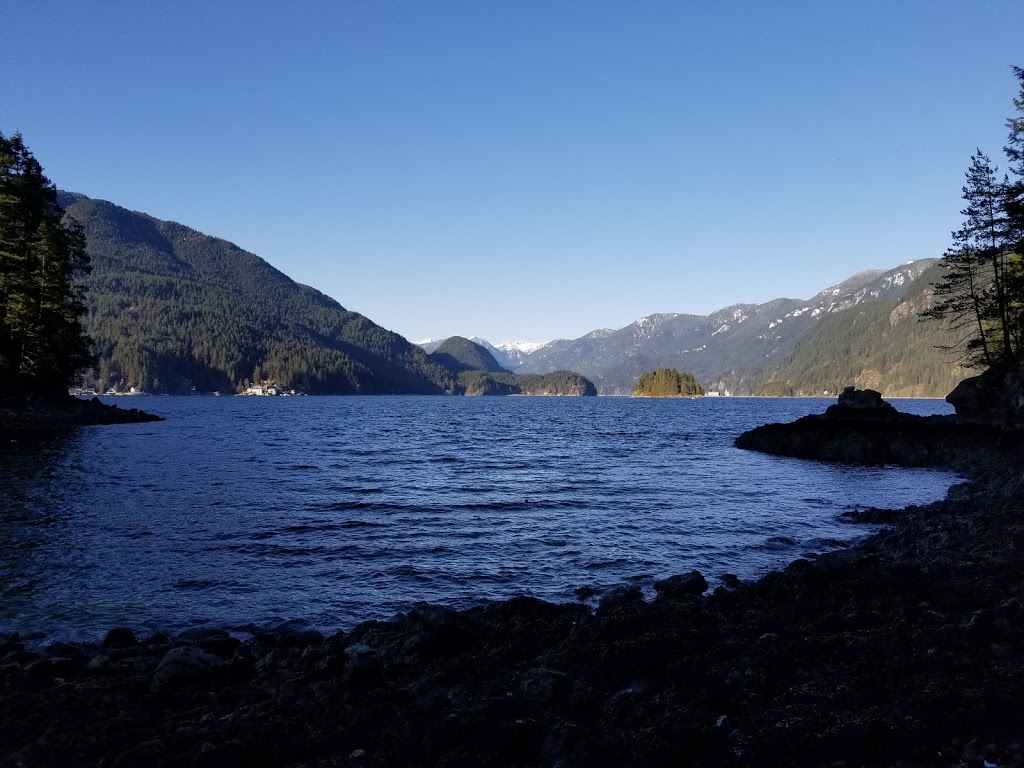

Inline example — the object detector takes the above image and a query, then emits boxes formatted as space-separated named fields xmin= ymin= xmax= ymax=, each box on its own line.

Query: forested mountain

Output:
xmin=59 ymin=193 xmax=456 ymax=394
xmin=515 ymin=260 xmax=951 ymax=395
xmin=754 ymin=263 xmax=976 ymax=397
xmin=427 ymin=337 xmax=594 ymax=395
xmin=429 ymin=336 xmax=509 ymax=373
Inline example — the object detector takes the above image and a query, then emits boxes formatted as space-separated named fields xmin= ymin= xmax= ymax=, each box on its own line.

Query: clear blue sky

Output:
xmin=3 ymin=1 xmax=1023 ymax=344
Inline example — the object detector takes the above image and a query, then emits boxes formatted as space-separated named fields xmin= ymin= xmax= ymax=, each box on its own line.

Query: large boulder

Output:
xmin=947 ymin=357 xmax=1024 ymax=423
xmin=824 ymin=387 xmax=898 ymax=419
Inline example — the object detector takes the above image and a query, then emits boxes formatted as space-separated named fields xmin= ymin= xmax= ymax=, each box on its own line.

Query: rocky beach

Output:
xmin=2 ymin=389 xmax=1023 ymax=767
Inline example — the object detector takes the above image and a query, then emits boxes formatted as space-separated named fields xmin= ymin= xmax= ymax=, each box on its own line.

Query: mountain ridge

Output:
xmin=434 ymin=260 xmax=953 ymax=396
xmin=61 ymin=192 xmax=457 ymax=395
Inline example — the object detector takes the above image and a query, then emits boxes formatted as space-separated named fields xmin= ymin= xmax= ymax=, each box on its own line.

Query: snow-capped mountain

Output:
xmin=414 ymin=337 xmax=550 ymax=370
xmin=516 ymin=259 xmax=939 ymax=394
xmin=470 ymin=338 xmax=549 ymax=370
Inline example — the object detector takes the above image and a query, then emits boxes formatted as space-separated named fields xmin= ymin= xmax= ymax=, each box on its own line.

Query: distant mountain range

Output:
xmin=417 ymin=338 xmax=546 ymax=371
xmin=419 ymin=260 xmax=974 ymax=397
xmin=428 ymin=337 xmax=596 ymax=396
xmin=62 ymin=189 xmax=967 ymax=398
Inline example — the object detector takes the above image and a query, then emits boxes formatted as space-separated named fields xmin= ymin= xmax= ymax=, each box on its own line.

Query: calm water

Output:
xmin=0 ymin=396 xmax=958 ymax=643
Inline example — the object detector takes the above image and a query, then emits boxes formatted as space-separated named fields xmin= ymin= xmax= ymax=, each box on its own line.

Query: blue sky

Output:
xmin=3 ymin=2 xmax=1023 ymax=344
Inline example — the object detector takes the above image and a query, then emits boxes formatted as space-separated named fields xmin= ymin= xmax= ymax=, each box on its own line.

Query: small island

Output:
xmin=632 ymin=368 xmax=705 ymax=397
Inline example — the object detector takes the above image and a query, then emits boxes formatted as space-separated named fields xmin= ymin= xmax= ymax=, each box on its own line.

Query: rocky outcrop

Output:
xmin=0 ymin=395 xmax=163 ymax=429
xmin=947 ymin=355 xmax=1024 ymax=423
xmin=735 ymin=388 xmax=1020 ymax=469
xmin=824 ymin=386 xmax=898 ymax=418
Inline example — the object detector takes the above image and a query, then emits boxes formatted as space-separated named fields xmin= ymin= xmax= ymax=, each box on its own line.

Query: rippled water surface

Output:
xmin=0 ymin=396 xmax=958 ymax=642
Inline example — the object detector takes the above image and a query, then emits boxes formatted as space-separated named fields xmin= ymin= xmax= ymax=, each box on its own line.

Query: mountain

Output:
xmin=59 ymin=193 xmax=456 ymax=394
xmin=470 ymin=339 xmax=549 ymax=371
xmin=516 ymin=260 xmax=943 ymax=395
xmin=427 ymin=337 xmax=594 ymax=395
xmin=754 ymin=262 xmax=976 ymax=397
xmin=416 ymin=337 xmax=549 ymax=370
xmin=429 ymin=337 xmax=509 ymax=374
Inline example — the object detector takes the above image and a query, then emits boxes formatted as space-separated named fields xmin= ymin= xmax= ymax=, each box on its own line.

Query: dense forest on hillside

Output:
xmin=755 ymin=265 xmax=976 ymax=397
xmin=60 ymin=194 xmax=456 ymax=394
xmin=632 ymin=369 xmax=704 ymax=397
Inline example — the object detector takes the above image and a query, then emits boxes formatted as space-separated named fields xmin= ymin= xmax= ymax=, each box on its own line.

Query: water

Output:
xmin=0 ymin=396 xmax=958 ymax=643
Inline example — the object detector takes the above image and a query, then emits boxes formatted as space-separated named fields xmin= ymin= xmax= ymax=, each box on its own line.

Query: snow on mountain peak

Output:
xmin=495 ymin=340 xmax=548 ymax=354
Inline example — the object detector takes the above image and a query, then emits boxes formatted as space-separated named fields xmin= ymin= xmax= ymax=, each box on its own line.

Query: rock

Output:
xmin=44 ymin=641 xmax=89 ymax=659
xmin=598 ymin=585 xmax=644 ymax=611
xmin=151 ymin=647 xmax=225 ymax=693
xmin=142 ymin=631 xmax=170 ymax=647
xmin=342 ymin=643 xmax=385 ymax=692
xmin=824 ymin=387 xmax=898 ymax=418
xmin=0 ymin=633 xmax=24 ymax=657
xmin=255 ymin=625 xmax=324 ymax=649
xmin=111 ymin=739 xmax=165 ymax=768
xmin=811 ymin=549 xmax=878 ymax=574
xmin=518 ymin=667 xmax=570 ymax=702
xmin=575 ymin=585 xmax=598 ymax=600
xmin=948 ymin=356 xmax=1024 ymax=423
xmin=26 ymin=656 xmax=80 ymax=680
xmin=103 ymin=627 xmax=138 ymax=648
xmin=653 ymin=570 xmax=708 ymax=599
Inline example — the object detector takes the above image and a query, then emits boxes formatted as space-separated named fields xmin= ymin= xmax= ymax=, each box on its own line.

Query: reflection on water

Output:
xmin=0 ymin=396 xmax=959 ymax=643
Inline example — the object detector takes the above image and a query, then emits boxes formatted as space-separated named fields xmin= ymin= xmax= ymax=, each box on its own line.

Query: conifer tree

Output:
xmin=925 ymin=69 xmax=1024 ymax=369
xmin=0 ymin=132 xmax=93 ymax=396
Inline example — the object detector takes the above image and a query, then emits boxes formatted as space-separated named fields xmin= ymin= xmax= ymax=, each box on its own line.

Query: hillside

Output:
xmin=59 ymin=193 xmax=456 ymax=395
xmin=515 ymin=260 xmax=951 ymax=395
xmin=426 ymin=338 xmax=594 ymax=395
xmin=429 ymin=337 xmax=509 ymax=374
xmin=755 ymin=263 xmax=976 ymax=397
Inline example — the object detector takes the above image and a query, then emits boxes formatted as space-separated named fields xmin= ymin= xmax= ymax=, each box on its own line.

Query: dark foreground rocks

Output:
xmin=2 ymin=393 xmax=1023 ymax=766
xmin=0 ymin=395 xmax=162 ymax=430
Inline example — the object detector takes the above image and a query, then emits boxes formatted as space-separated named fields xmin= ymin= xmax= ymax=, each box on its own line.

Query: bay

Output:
xmin=0 ymin=396 xmax=958 ymax=643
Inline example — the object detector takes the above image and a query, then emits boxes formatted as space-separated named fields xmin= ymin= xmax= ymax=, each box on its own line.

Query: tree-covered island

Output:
xmin=632 ymin=368 xmax=705 ymax=397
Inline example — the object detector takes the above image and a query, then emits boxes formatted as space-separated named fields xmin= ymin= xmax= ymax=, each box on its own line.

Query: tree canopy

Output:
xmin=924 ymin=68 xmax=1024 ymax=369
xmin=0 ymin=133 xmax=93 ymax=396
xmin=632 ymin=369 xmax=704 ymax=397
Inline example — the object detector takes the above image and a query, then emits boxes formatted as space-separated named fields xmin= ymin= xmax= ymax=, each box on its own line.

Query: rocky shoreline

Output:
xmin=2 ymin=397 xmax=1023 ymax=766
xmin=0 ymin=395 xmax=163 ymax=430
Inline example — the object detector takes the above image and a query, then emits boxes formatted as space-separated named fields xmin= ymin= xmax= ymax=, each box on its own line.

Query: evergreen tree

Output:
xmin=925 ymin=70 xmax=1024 ymax=369
xmin=0 ymin=133 xmax=93 ymax=395
xmin=632 ymin=368 xmax=704 ymax=397
xmin=1003 ymin=67 xmax=1024 ymax=341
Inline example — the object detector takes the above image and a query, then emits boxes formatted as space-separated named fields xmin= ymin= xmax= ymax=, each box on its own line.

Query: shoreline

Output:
xmin=2 ymin=408 xmax=1022 ymax=765
xmin=0 ymin=395 xmax=163 ymax=430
